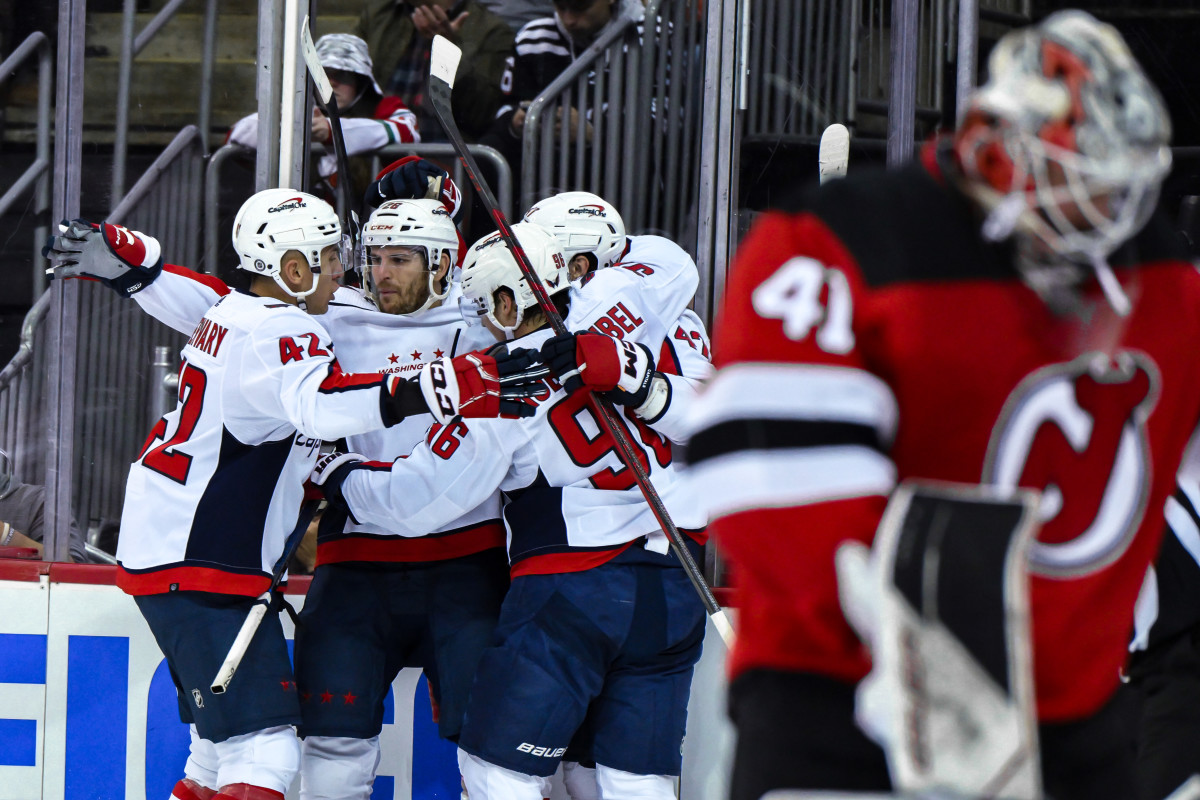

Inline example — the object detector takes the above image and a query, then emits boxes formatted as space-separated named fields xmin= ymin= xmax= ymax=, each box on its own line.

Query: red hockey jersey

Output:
xmin=686 ymin=142 xmax=1200 ymax=722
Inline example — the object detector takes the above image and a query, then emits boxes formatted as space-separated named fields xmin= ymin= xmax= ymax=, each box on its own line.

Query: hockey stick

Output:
xmin=300 ymin=17 xmax=361 ymax=252
xmin=818 ymin=123 xmax=850 ymax=185
xmin=428 ymin=36 xmax=733 ymax=647
xmin=210 ymin=499 xmax=321 ymax=694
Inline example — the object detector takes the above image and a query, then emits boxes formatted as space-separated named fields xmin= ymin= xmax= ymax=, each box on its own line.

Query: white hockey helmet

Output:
xmin=231 ymin=188 xmax=345 ymax=301
xmin=522 ymin=191 xmax=627 ymax=272
xmin=459 ymin=222 xmax=569 ymax=336
xmin=314 ymin=33 xmax=383 ymax=97
xmin=361 ymin=199 xmax=459 ymax=312
xmin=954 ymin=9 xmax=1171 ymax=309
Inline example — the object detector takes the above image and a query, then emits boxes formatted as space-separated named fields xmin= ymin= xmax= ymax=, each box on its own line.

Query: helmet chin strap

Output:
xmin=411 ymin=266 xmax=451 ymax=315
xmin=1089 ymin=253 xmax=1132 ymax=317
xmin=272 ymin=270 xmax=320 ymax=311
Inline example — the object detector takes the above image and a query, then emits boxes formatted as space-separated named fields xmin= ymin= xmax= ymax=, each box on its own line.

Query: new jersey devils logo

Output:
xmin=983 ymin=351 xmax=1160 ymax=577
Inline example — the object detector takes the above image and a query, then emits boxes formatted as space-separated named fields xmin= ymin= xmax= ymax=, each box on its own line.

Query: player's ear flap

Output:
xmin=436 ymin=252 xmax=452 ymax=282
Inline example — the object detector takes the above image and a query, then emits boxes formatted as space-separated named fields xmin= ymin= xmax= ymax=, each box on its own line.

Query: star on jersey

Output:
xmin=434 ymin=349 xmax=445 ymax=358
xmin=388 ymin=353 xmax=399 ymax=364
xmin=410 ymin=350 xmax=422 ymax=360
xmin=342 ymin=691 xmax=357 ymax=705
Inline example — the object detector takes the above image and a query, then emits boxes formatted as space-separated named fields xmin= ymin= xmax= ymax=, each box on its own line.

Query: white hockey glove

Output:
xmin=540 ymin=332 xmax=666 ymax=417
xmin=43 ymin=219 xmax=164 ymax=297
xmin=416 ymin=347 xmax=549 ymax=425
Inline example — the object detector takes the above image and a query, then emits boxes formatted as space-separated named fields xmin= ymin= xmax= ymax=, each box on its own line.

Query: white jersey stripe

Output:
xmin=1165 ymin=494 xmax=1200 ymax=568
xmin=690 ymin=445 xmax=896 ymax=519
xmin=687 ymin=362 xmax=898 ymax=443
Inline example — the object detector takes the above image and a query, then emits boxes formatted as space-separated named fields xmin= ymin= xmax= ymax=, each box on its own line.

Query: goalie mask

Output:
xmin=523 ymin=191 xmax=627 ymax=276
xmin=954 ymin=10 xmax=1171 ymax=314
xmin=231 ymin=189 xmax=349 ymax=302
xmin=361 ymin=199 xmax=459 ymax=314
xmin=459 ymin=223 xmax=569 ymax=338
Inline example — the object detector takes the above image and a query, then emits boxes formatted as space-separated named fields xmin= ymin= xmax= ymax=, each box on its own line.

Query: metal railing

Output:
xmin=0 ymin=31 xmax=53 ymax=301
xmin=112 ymin=0 xmax=219 ymax=208
xmin=203 ymin=142 xmax=514 ymax=273
xmin=522 ymin=0 xmax=708 ymax=253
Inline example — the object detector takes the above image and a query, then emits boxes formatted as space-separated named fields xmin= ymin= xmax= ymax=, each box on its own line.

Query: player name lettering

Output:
xmin=589 ymin=302 xmax=644 ymax=340
xmin=186 ymin=317 xmax=229 ymax=358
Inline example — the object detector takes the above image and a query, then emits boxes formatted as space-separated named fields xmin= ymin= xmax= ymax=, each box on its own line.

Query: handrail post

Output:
xmin=198 ymin=0 xmax=220 ymax=154
xmin=34 ymin=32 xmax=52 ymax=299
xmin=111 ymin=0 xmax=138 ymax=208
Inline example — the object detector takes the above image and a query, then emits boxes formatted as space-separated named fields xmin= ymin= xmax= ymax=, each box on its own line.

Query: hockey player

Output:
xmin=310 ymin=222 xmax=709 ymax=800
xmin=43 ymin=189 xmax=542 ymax=800
xmin=683 ymin=11 xmax=1200 ymax=800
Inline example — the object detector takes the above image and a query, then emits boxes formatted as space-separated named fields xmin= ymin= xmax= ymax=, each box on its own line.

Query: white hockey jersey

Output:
xmin=116 ymin=292 xmax=394 ymax=596
xmin=131 ymin=266 xmax=503 ymax=565
xmin=338 ymin=258 xmax=710 ymax=576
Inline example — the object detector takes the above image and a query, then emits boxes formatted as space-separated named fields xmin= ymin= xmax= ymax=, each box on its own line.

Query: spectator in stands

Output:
xmin=476 ymin=0 xmax=555 ymax=32
xmin=0 ymin=447 xmax=88 ymax=562
xmin=355 ymin=0 xmax=514 ymax=142
xmin=228 ymin=33 xmax=419 ymax=202
xmin=480 ymin=0 xmax=629 ymax=187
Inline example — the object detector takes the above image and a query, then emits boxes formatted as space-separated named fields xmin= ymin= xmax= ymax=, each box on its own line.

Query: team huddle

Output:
xmin=39 ymin=8 xmax=1200 ymax=800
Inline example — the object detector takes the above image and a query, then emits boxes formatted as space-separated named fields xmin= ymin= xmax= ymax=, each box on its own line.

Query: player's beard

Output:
xmin=376 ymin=276 xmax=430 ymax=315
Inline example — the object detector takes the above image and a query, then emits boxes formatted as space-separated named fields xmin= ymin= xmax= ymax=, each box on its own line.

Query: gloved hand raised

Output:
xmin=43 ymin=219 xmax=164 ymax=297
xmin=540 ymin=332 xmax=655 ymax=408
xmin=366 ymin=156 xmax=461 ymax=220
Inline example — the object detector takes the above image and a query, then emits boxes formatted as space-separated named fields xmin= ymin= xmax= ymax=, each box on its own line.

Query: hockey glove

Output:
xmin=366 ymin=157 xmax=462 ymax=221
xmin=540 ymin=332 xmax=656 ymax=408
xmin=309 ymin=451 xmax=366 ymax=509
xmin=417 ymin=348 xmax=548 ymax=425
xmin=43 ymin=219 xmax=164 ymax=297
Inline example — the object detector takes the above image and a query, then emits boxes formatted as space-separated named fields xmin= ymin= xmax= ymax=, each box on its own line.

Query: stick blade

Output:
xmin=300 ymin=16 xmax=333 ymax=105
xmin=431 ymin=35 xmax=462 ymax=91
xmin=818 ymin=123 xmax=850 ymax=184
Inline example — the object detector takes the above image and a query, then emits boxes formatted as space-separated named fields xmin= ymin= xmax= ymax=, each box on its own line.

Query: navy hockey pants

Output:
xmin=456 ymin=553 xmax=706 ymax=778
xmin=293 ymin=549 xmax=509 ymax=741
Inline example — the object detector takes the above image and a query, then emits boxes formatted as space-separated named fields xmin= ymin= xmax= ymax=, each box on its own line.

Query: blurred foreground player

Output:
xmin=684 ymin=11 xmax=1200 ymax=800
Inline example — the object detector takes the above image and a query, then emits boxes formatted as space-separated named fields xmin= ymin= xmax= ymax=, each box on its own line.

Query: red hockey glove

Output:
xmin=540 ymin=332 xmax=655 ymax=407
xmin=43 ymin=219 xmax=164 ymax=297
xmin=417 ymin=348 xmax=547 ymax=424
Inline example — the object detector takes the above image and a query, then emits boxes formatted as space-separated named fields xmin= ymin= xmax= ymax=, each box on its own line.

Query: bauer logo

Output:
xmin=267 ymin=197 xmax=307 ymax=213
xmin=516 ymin=743 xmax=567 ymax=758
xmin=568 ymin=204 xmax=606 ymax=217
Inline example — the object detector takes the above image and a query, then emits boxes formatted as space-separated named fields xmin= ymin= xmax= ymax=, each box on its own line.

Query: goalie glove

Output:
xmin=540 ymin=332 xmax=657 ymax=409
xmin=43 ymin=219 xmax=164 ymax=297
xmin=416 ymin=347 xmax=548 ymax=425
xmin=309 ymin=451 xmax=366 ymax=509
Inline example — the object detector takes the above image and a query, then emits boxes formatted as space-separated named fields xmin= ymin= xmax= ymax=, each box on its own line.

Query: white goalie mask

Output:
xmin=361 ymin=199 xmax=459 ymax=314
xmin=954 ymin=10 xmax=1171 ymax=313
xmin=231 ymin=189 xmax=348 ymax=301
xmin=459 ymin=222 xmax=569 ymax=338
xmin=522 ymin=191 xmax=627 ymax=274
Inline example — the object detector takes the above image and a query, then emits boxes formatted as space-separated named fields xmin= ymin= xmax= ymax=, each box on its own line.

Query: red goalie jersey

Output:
xmin=687 ymin=142 xmax=1200 ymax=722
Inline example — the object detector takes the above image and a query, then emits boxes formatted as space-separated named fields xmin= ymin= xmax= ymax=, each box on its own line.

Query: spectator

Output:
xmin=476 ymin=0 xmax=554 ymax=32
xmin=481 ymin=0 xmax=634 ymax=193
xmin=227 ymin=34 xmax=419 ymax=202
xmin=0 ymin=447 xmax=88 ymax=562
xmin=356 ymin=0 xmax=514 ymax=142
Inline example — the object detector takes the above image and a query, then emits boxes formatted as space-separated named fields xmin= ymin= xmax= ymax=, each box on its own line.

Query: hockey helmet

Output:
xmin=955 ymin=10 xmax=1171 ymax=276
xmin=231 ymin=189 xmax=347 ymax=302
xmin=523 ymin=191 xmax=627 ymax=274
xmin=459 ymin=223 xmax=569 ymax=336
xmin=314 ymin=33 xmax=383 ymax=98
xmin=361 ymin=199 xmax=459 ymax=312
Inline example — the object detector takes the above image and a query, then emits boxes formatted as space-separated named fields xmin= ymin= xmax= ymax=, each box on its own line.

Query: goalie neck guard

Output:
xmin=231 ymin=189 xmax=347 ymax=302
xmin=459 ymin=222 xmax=569 ymax=338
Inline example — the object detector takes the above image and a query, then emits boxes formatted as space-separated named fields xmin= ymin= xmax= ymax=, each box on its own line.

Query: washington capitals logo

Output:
xmin=268 ymin=197 xmax=307 ymax=213
xmin=568 ymin=204 xmax=606 ymax=217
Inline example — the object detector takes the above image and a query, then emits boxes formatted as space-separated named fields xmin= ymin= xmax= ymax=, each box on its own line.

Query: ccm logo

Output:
xmin=429 ymin=361 xmax=456 ymax=417
xmin=517 ymin=743 xmax=567 ymax=758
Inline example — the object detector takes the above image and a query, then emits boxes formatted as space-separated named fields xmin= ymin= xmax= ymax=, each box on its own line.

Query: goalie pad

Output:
xmin=838 ymin=481 xmax=1043 ymax=800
